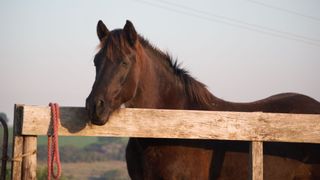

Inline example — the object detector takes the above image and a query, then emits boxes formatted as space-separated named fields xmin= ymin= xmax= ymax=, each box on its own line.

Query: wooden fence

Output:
xmin=11 ymin=104 xmax=320 ymax=180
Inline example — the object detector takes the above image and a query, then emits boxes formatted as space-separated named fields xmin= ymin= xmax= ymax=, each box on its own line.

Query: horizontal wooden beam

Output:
xmin=19 ymin=105 xmax=320 ymax=144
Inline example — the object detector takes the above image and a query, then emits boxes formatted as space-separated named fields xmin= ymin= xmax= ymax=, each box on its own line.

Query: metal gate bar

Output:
xmin=0 ymin=117 xmax=9 ymax=180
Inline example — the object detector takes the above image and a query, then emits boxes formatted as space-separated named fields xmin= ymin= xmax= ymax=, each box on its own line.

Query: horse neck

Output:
xmin=131 ymin=45 xmax=235 ymax=110
xmin=126 ymin=47 xmax=188 ymax=109
xmin=128 ymin=43 xmax=263 ymax=111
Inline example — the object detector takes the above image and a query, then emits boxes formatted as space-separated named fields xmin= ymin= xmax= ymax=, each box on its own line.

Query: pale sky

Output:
xmin=1 ymin=0 xmax=320 ymax=125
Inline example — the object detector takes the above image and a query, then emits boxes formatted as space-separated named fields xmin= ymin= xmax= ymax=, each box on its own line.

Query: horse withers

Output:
xmin=86 ymin=20 xmax=320 ymax=180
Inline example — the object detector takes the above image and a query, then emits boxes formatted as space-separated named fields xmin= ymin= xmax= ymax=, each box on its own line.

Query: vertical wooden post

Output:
xmin=11 ymin=104 xmax=24 ymax=180
xmin=249 ymin=141 xmax=263 ymax=180
xmin=22 ymin=136 xmax=37 ymax=180
xmin=11 ymin=105 xmax=38 ymax=180
xmin=11 ymin=136 xmax=24 ymax=179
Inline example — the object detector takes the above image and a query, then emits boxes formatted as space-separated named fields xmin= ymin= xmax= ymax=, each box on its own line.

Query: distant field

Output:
xmin=0 ymin=126 xmax=13 ymax=145
xmin=1 ymin=127 xmax=99 ymax=148
xmin=38 ymin=136 xmax=98 ymax=148
xmin=1 ymin=126 xmax=13 ymax=138
xmin=2 ymin=127 xmax=130 ymax=179
xmin=38 ymin=160 xmax=130 ymax=180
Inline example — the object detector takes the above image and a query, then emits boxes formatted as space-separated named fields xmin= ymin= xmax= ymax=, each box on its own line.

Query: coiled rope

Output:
xmin=48 ymin=103 xmax=62 ymax=180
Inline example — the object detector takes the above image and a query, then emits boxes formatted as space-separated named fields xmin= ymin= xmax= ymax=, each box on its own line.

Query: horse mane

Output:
xmin=138 ymin=35 xmax=215 ymax=109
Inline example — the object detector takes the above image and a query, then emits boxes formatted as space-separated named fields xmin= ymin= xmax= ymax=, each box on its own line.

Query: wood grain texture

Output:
xmin=249 ymin=141 xmax=263 ymax=180
xmin=11 ymin=104 xmax=24 ymax=180
xmin=19 ymin=105 xmax=320 ymax=143
xmin=22 ymin=136 xmax=37 ymax=180
xmin=11 ymin=136 xmax=23 ymax=180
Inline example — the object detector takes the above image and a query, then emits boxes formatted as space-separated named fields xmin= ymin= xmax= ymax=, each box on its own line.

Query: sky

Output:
xmin=0 ymin=0 xmax=320 ymax=125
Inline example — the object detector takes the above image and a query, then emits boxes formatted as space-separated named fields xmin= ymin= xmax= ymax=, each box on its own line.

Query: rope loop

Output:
xmin=48 ymin=103 xmax=62 ymax=180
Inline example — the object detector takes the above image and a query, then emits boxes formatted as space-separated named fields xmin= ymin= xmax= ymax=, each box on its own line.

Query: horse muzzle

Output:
xmin=86 ymin=97 xmax=112 ymax=126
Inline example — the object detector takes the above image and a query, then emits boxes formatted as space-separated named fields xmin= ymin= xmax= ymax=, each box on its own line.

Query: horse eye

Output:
xmin=121 ymin=61 xmax=128 ymax=66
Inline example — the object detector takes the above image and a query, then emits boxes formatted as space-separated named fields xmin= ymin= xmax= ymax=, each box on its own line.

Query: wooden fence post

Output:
xmin=11 ymin=135 xmax=23 ymax=180
xmin=11 ymin=105 xmax=38 ymax=180
xmin=11 ymin=105 xmax=24 ymax=180
xmin=249 ymin=141 xmax=263 ymax=180
xmin=22 ymin=136 xmax=37 ymax=180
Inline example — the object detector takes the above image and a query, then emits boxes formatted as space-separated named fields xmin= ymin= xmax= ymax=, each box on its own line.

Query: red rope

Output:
xmin=48 ymin=103 xmax=62 ymax=180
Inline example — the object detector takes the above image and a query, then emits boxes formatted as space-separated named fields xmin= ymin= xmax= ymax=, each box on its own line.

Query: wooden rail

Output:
xmin=11 ymin=104 xmax=320 ymax=180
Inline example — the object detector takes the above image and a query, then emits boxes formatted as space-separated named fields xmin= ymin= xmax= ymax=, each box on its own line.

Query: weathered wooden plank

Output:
xmin=249 ymin=141 xmax=263 ymax=180
xmin=22 ymin=136 xmax=37 ymax=180
xmin=20 ymin=105 xmax=320 ymax=143
xmin=11 ymin=135 xmax=23 ymax=180
xmin=11 ymin=104 xmax=24 ymax=180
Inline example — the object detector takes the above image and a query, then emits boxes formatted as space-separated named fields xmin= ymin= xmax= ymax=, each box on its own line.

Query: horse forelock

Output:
xmin=97 ymin=30 xmax=132 ymax=61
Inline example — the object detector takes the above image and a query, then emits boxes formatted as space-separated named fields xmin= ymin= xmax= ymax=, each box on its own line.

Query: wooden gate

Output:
xmin=11 ymin=104 xmax=320 ymax=180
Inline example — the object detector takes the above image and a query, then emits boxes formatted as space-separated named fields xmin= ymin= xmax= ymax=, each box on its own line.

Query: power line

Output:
xmin=134 ymin=0 xmax=320 ymax=47
xmin=156 ymin=0 xmax=320 ymax=43
xmin=246 ymin=0 xmax=320 ymax=23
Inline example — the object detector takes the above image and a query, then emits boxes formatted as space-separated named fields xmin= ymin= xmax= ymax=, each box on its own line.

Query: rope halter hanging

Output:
xmin=48 ymin=103 xmax=62 ymax=180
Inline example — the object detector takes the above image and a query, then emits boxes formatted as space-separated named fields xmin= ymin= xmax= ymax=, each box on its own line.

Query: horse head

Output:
xmin=86 ymin=20 xmax=142 ymax=125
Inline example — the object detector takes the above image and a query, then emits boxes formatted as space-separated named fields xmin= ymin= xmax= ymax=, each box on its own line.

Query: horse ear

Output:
xmin=97 ymin=20 xmax=109 ymax=41
xmin=123 ymin=20 xmax=138 ymax=46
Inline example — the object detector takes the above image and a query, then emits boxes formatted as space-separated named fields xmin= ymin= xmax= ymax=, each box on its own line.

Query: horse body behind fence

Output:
xmin=86 ymin=20 xmax=320 ymax=180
